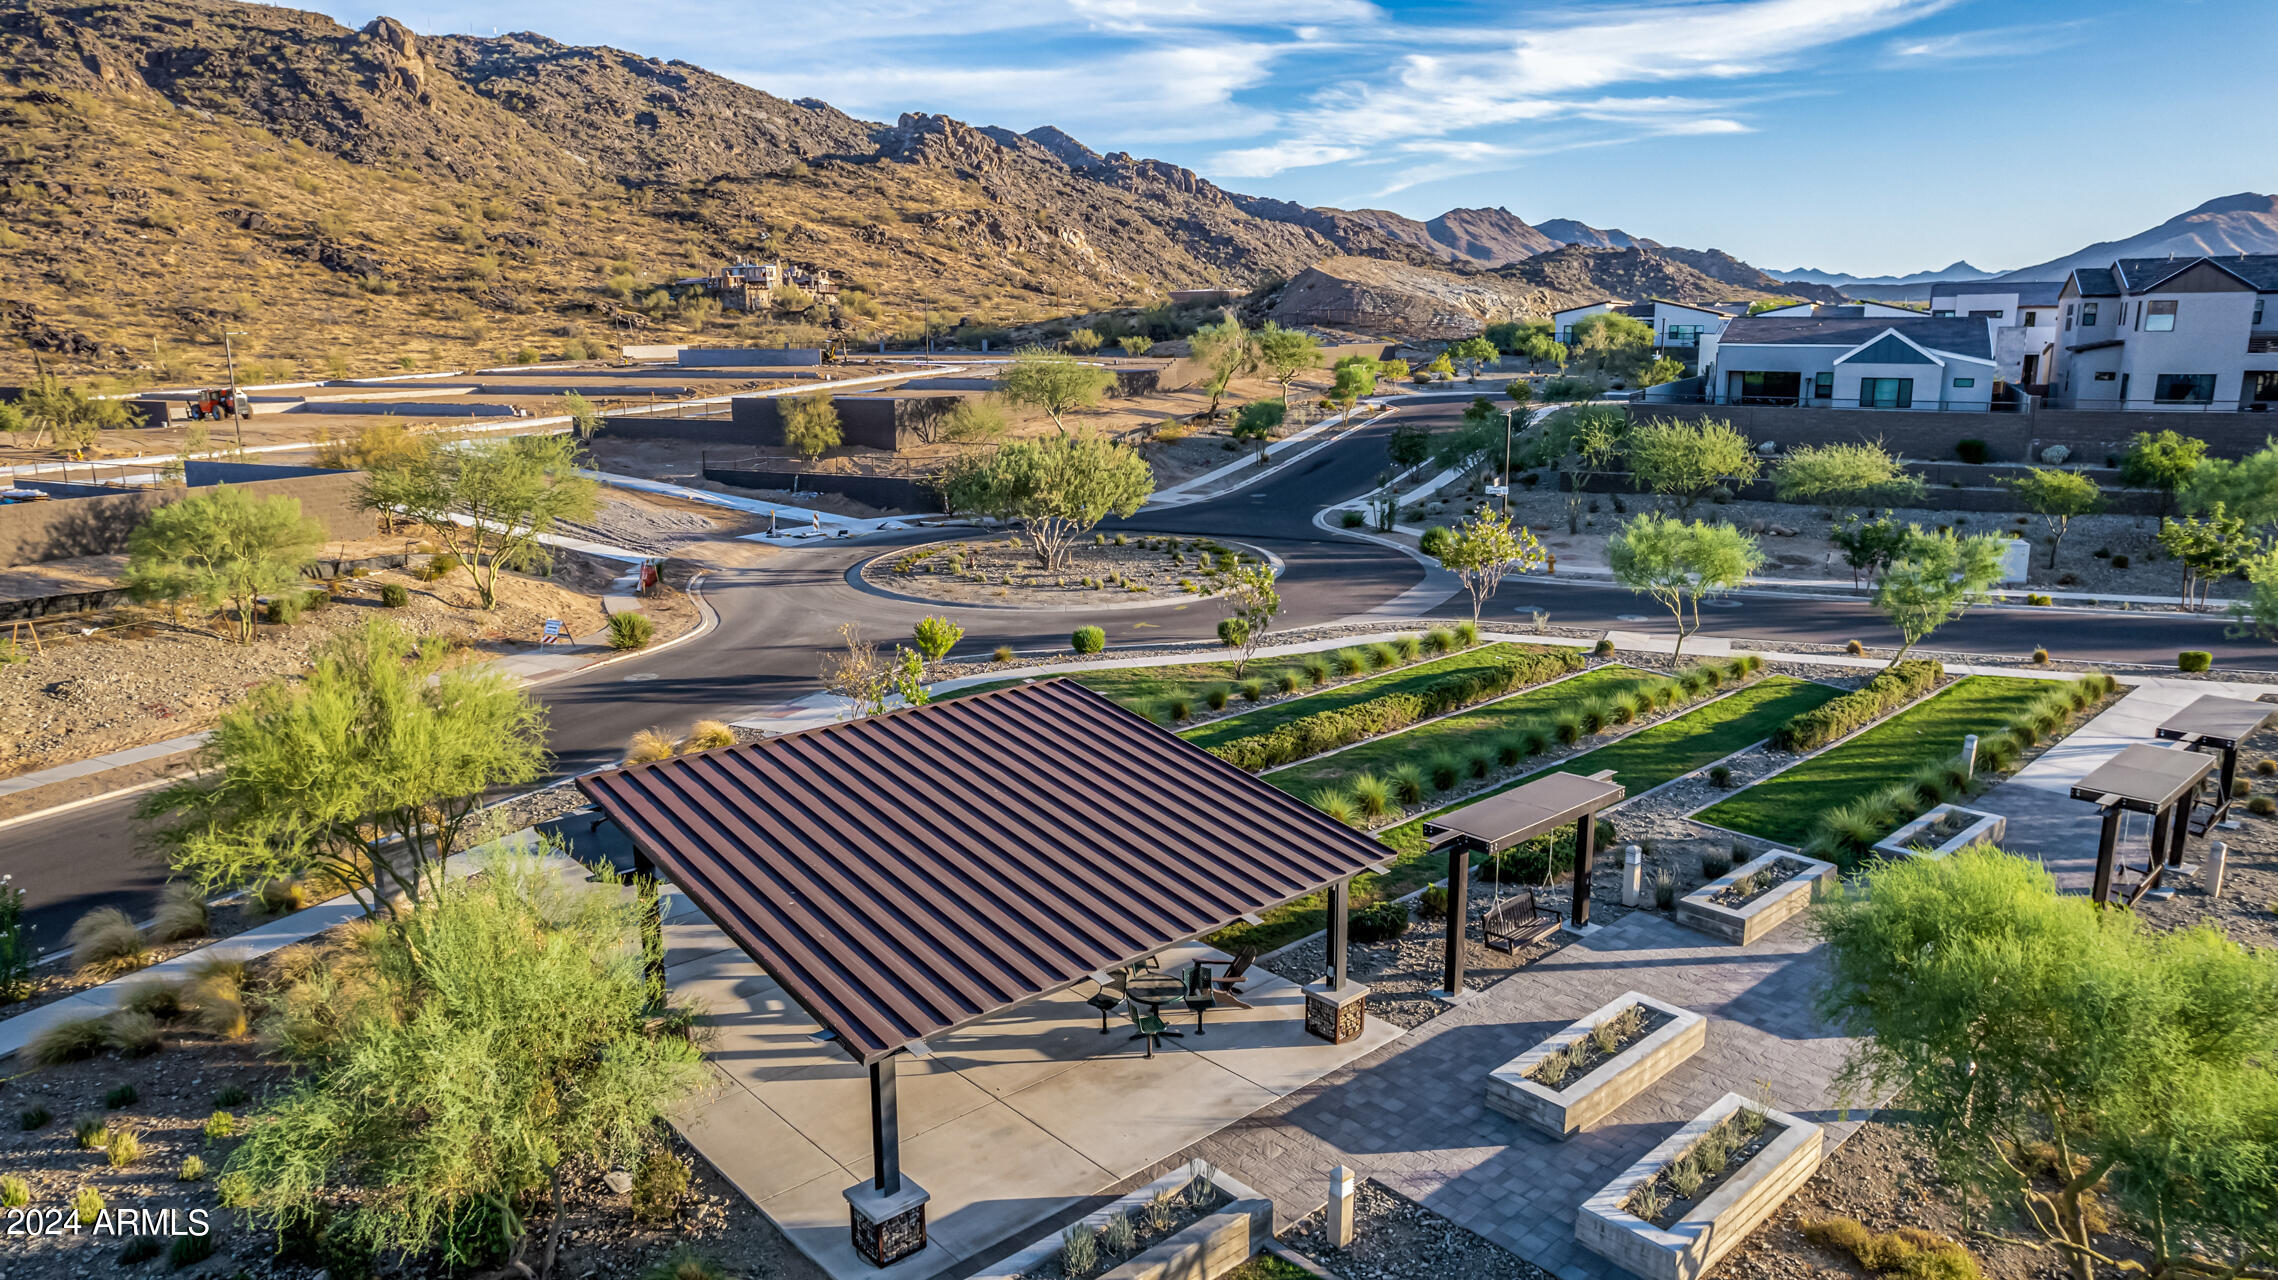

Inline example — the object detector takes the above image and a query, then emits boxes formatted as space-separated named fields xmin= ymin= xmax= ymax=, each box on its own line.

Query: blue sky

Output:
xmin=293 ymin=0 xmax=2273 ymax=276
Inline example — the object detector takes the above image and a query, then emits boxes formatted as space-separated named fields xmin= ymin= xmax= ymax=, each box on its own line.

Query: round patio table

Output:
xmin=1123 ymin=973 xmax=1191 ymax=1038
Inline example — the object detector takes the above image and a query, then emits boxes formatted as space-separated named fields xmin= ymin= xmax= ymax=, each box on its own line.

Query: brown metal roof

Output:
xmin=2069 ymin=743 xmax=2216 ymax=812
xmin=2155 ymin=695 xmax=2275 ymax=750
xmin=576 ymin=678 xmax=1395 ymax=1063
xmin=1420 ymin=771 xmax=1625 ymax=853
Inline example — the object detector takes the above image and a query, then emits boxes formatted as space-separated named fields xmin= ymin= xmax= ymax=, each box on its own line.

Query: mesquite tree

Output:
xmin=936 ymin=434 xmax=1153 ymax=571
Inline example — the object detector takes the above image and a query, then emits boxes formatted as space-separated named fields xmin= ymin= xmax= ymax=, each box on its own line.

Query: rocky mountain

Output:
xmin=1769 ymin=261 xmax=1996 ymax=289
xmin=1996 ymin=192 xmax=2278 ymax=280
xmin=1534 ymin=219 xmax=1652 ymax=251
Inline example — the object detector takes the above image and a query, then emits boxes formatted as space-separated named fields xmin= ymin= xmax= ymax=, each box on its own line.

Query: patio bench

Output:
xmin=1482 ymin=889 xmax=1562 ymax=953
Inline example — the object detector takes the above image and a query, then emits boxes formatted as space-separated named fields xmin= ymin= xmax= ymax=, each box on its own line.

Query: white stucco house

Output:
xmin=1750 ymin=301 xmax=1923 ymax=319
xmin=1928 ymin=281 xmax=2066 ymax=386
xmin=1550 ymin=298 xmax=1740 ymax=352
xmin=1698 ymin=314 xmax=2000 ymax=410
xmin=2048 ymin=255 xmax=2278 ymax=411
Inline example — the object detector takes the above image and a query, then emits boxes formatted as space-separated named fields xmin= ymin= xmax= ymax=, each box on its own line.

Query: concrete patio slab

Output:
xmin=673 ymin=1070 xmax=842 ymax=1205
xmin=998 ymin=1035 xmax=1280 ymax=1181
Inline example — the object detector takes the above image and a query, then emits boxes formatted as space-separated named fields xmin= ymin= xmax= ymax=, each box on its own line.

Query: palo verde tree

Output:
xmin=1565 ymin=312 xmax=1655 ymax=381
xmin=1637 ymin=355 xmax=1685 ymax=388
xmin=2231 ymin=544 xmax=2278 ymax=642
xmin=1386 ymin=421 xmax=1433 ymax=471
xmin=360 ymin=432 xmax=599 ymax=609
xmin=2159 ymin=502 xmax=2250 ymax=612
xmin=139 ymin=618 xmax=548 ymax=914
xmin=124 ymin=486 xmax=324 ymax=644
xmin=1773 ymin=441 xmax=1924 ymax=524
xmin=1816 ymin=846 xmax=2278 ymax=1280
xmin=911 ymin=615 xmax=965 ymax=667
xmin=1606 ymin=513 xmax=1763 ymax=662
xmin=2009 ymin=467 xmax=2102 ymax=569
xmin=1435 ymin=507 xmax=1546 ymax=624
xmin=1188 ymin=317 xmax=1258 ymax=420
xmin=1830 ymin=514 xmax=1910 ymax=587
xmin=779 ymin=392 xmax=843 ymax=460
xmin=1326 ymin=355 xmax=1377 ymax=408
xmin=2183 ymin=439 xmax=2278 ymax=538
xmin=1231 ymin=399 xmax=1286 ymax=465
xmin=226 ymin=852 xmax=709 ymax=1280
xmin=1545 ymin=404 xmax=1626 ymax=535
xmin=1450 ymin=336 xmax=1498 ymax=381
xmin=1254 ymin=323 xmax=1323 ymax=408
xmin=562 ymin=391 xmax=602 ymax=441
xmin=1870 ymin=526 xmax=2007 ymax=666
xmin=13 ymin=373 xmax=132 ymax=451
xmin=2118 ymin=428 xmax=2207 ymax=524
xmin=936 ymin=433 xmax=1154 ymax=572
xmin=999 ymin=347 xmax=1115 ymax=433
xmin=1432 ymin=397 xmax=1507 ymax=473
xmin=1625 ymin=415 xmax=1760 ymax=513
xmin=1216 ymin=563 xmax=1280 ymax=677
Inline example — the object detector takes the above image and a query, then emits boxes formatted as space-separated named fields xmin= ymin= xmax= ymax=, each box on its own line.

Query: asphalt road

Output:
xmin=5 ymin=399 xmax=2274 ymax=949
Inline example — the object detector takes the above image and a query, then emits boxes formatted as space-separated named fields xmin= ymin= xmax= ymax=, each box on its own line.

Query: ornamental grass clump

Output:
xmin=1532 ymin=1045 xmax=1574 ymax=1087
xmin=1653 ymin=868 xmax=1678 ymax=909
xmin=1429 ymin=756 xmax=1462 ymax=791
xmin=0 ymin=1175 xmax=26 ymax=1207
xmin=1276 ymin=671 xmax=1301 ymax=694
xmin=1495 ymin=737 xmax=1523 ymax=768
xmin=1367 ymin=642 xmax=1398 ymax=669
xmin=1422 ymin=628 xmax=1455 ymax=653
xmin=1395 ymin=634 xmax=1423 ymax=660
xmin=1332 ymin=647 xmax=1366 ymax=676
xmin=1302 ymin=655 xmax=1331 ymax=686
xmin=1239 ymin=678 xmax=1265 ymax=702
xmin=1389 ymin=764 xmax=1426 ymax=805
xmin=1351 ymin=774 xmax=1391 ymax=818
xmin=150 ymin=882 xmax=211 ymax=944
xmin=1314 ymin=791 xmax=1358 ymax=826
xmin=1206 ymin=687 xmax=1229 ymax=712
xmin=66 ymin=907 xmax=149 ymax=978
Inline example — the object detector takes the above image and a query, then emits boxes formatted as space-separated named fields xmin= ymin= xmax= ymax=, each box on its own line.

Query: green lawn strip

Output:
xmin=1693 ymin=675 xmax=2055 ymax=847
xmin=1211 ymin=674 xmax=1834 ymax=957
xmin=938 ymin=653 xmax=1314 ymax=711
xmin=1261 ymin=665 xmax=1649 ymax=796
xmin=1175 ymin=643 xmax=1531 ymax=749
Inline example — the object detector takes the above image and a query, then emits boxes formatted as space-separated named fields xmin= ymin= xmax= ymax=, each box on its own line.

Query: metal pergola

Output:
xmin=2068 ymin=743 xmax=2218 ymax=906
xmin=1419 ymin=770 xmax=1625 ymax=995
xmin=2153 ymin=694 xmax=2275 ymax=834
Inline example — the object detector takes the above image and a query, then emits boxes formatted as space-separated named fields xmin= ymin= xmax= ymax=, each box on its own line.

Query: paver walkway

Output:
xmin=1134 ymin=910 xmax=1864 ymax=1280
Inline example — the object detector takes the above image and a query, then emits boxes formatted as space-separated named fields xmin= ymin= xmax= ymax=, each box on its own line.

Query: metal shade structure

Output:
xmin=1420 ymin=770 xmax=1625 ymax=993
xmin=577 ymin=677 xmax=1392 ymax=1064
xmin=2068 ymin=743 xmax=2218 ymax=905
xmin=2154 ymin=694 xmax=2275 ymax=834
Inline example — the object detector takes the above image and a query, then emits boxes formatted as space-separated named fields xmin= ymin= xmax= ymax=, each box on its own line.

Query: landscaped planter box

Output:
xmin=1673 ymin=850 xmax=1838 ymax=946
xmin=1575 ymin=1092 xmax=1823 ymax=1280
xmin=972 ymin=1160 xmax=1273 ymax=1280
xmin=1871 ymin=803 xmax=2005 ymax=862
xmin=1485 ymin=991 xmax=1705 ymax=1140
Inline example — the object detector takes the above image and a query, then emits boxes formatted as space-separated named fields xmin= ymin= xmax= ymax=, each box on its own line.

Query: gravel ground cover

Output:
xmin=1281 ymin=1179 xmax=1552 ymax=1280
xmin=1695 ymin=674 xmax=2057 ymax=846
xmin=861 ymin=533 xmax=1262 ymax=607
xmin=1265 ymin=889 xmax=1557 ymax=1029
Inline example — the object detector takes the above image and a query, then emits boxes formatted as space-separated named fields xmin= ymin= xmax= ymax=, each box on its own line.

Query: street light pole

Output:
xmin=1500 ymin=408 xmax=1517 ymax=518
xmin=221 ymin=330 xmax=248 ymax=452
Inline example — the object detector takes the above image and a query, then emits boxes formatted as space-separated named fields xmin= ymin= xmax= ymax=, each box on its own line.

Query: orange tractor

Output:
xmin=187 ymin=388 xmax=243 ymax=420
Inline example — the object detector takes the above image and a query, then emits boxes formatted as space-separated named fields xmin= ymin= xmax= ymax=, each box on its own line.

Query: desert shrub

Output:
xmin=169 ymin=1233 xmax=216 ymax=1268
xmin=2178 ymin=650 xmax=2212 ymax=672
xmin=1340 ymin=509 xmax=1366 ymax=528
xmin=1347 ymin=901 xmax=1412 ymax=944
xmin=2257 ymin=759 xmax=2276 ymax=777
xmin=18 ymin=1106 xmax=51 ymax=1131
xmin=1955 ymin=439 xmax=1989 ymax=465
xmin=992 ymin=645 xmax=1015 ymax=663
xmin=1845 ymin=639 xmax=1864 ymax=656
xmin=1416 ymin=885 xmax=1450 ymax=920
xmin=1800 ymin=1216 xmax=1983 ymax=1280
xmin=1652 ymin=868 xmax=1677 ymax=909
xmin=683 ymin=720 xmax=735 ymax=752
xmin=107 ymin=1123 xmax=143 ymax=1167
xmin=2251 ymin=795 xmax=2276 ymax=817
xmin=1207 ymin=648 xmax=1582 ymax=771
xmin=150 ymin=882 xmax=211 ymax=943
xmin=1418 ymin=526 xmax=1451 ymax=557
xmin=29 ymin=1015 xmax=111 ymax=1066
xmin=1773 ymin=660 xmax=1943 ymax=752
xmin=67 ymin=907 xmax=149 ymax=977
xmin=178 ymin=1154 xmax=206 ymax=1182
xmin=72 ymin=1187 xmax=103 ymax=1227
xmin=379 ymin=582 xmax=410 ymax=608
xmin=608 ymin=611 xmax=655 ymax=650
xmin=1593 ymin=637 xmax=1615 ymax=657
xmin=1702 ymin=849 xmax=1733 ymax=879
xmin=1709 ymin=764 xmax=1733 ymax=788
xmin=2112 ymin=554 xmax=2129 ymax=568
xmin=0 ymin=1175 xmax=26 ymax=1207
xmin=72 ymin=1111 xmax=108 ymax=1149
xmin=631 ymin=1147 xmax=692 ymax=1223
xmin=264 ymin=592 xmax=305 ymax=625
xmin=1071 ymin=625 xmax=1106 ymax=655
xmin=106 ymin=1083 xmax=139 ymax=1109
xmin=624 ymin=729 xmax=675 ymax=766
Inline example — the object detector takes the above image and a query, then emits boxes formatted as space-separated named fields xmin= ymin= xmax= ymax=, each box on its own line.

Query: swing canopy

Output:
xmin=1421 ymin=771 xmax=1626 ymax=855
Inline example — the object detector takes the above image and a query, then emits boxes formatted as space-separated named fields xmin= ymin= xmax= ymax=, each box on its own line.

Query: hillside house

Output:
xmin=1928 ymin=281 xmax=2066 ymax=386
xmin=713 ymin=261 xmax=839 ymax=312
xmin=1550 ymin=299 xmax=1740 ymax=354
xmin=2048 ymin=255 xmax=2278 ymax=410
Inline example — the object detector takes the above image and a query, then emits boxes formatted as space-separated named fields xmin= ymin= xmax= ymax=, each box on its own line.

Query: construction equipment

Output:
xmin=188 ymin=388 xmax=243 ymax=420
xmin=820 ymin=337 xmax=846 ymax=364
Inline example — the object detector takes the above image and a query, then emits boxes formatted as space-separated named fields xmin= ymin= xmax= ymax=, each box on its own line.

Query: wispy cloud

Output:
xmin=1885 ymin=18 xmax=2092 ymax=61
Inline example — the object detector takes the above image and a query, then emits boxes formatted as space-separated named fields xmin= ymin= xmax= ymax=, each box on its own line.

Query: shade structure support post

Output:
xmin=2219 ymin=745 xmax=2239 ymax=818
xmin=2091 ymin=803 xmax=2123 ymax=905
xmin=2165 ymin=797 xmax=2191 ymax=868
xmin=1569 ymin=812 xmax=1598 ymax=928
xmin=1442 ymin=840 xmax=1471 ymax=997
xmin=630 ymin=848 xmax=665 ymax=1010
xmin=846 ymin=1050 xmax=929 ymax=1267
xmin=2148 ymin=807 xmax=2172 ymax=878
xmin=1306 ymin=876 xmax=1370 ymax=1043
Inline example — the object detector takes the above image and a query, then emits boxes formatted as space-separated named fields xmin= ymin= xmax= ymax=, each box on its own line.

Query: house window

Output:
xmin=1932 ymin=310 xmax=1955 ymax=318
xmin=2065 ymin=304 xmax=2074 ymax=330
xmin=1813 ymin=372 xmax=1833 ymax=401
xmin=2081 ymin=302 xmax=2098 ymax=327
xmin=1953 ymin=378 xmax=1976 ymax=388
xmin=2023 ymin=311 xmax=2039 ymax=327
xmin=1859 ymin=378 xmax=1914 ymax=409
xmin=2093 ymin=371 xmax=2117 ymax=381
xmin=2252 ymin=371 xmax=2278 ymax=404
xmin=2145 ymin=300 xmax=2177 ymax=331
xmin=1969 ymin=309 xmax=2003 ymax=319
xmin=2257 ymin=297 xmax=2267 ymax=326
xmin=2154 ymin=373 xmax=2216 ymax=404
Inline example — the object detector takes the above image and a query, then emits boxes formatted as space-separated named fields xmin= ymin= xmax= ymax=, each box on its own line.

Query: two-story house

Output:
xmin=1927 ymin=281 xmax=2066 ymax=386
xmin=2048 ymin=255 xmax=2278 ymax=410
xmin=1549 ymin=299 xmax=1739 ymax=353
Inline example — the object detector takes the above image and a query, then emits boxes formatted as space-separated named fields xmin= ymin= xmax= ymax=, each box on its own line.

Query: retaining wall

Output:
xmin=676 ymin=347 xmax=823 ymax=367
xmin=699 ymin=466 xmax=942 ymax=513
xmin=1627 ymin=401 xmax=2278 ymax=463
xmin=0 ymin=465 xmax=373 ymax=568
xmin=727 ymin=394 xmax=955 ymax=451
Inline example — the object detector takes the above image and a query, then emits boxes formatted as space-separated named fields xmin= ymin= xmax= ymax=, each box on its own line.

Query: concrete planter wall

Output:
xmin=1486 ymin=991 xmax=1705 ymax=1140
xmin=971 ymin=1161 xmax=1272 ymax=1280
xmin=1575 ymin=1092 xmax=1824 ymax=1280
xmin=1673 ymin=850 xmax=1838 ymax=946
xmin=1872 ymin=803 xmax=2006 ymax=862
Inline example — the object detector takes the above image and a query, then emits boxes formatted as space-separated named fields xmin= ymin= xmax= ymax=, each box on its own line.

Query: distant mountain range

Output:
xmin=1767 ymin=261 xmax=1997 ymax=289
xmin=1993 ymin=193 xmax=2278 ymax=280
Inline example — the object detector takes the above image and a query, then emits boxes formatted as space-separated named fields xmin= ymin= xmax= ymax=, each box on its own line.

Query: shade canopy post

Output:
xmin=872 ymin=1052 xmax=901 ymax=1195
xmin=1443 ymin=840 xmax=1470 ymax=996
xmin=1570 ymin=813 xmax=1598 ymax=928
xmin=630 ymin=847 xmax=665 ymax=1009
xmin=2091 ymin=803 xmax=2123 ymax=905
xmin=1327 ymin=877 xmax=1351 ymax=991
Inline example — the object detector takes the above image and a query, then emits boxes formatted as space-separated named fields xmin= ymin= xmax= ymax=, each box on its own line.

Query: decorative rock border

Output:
xmin=970 ymin=1160 xmax=1273 ymax=1280
xmin=1673 ymin=849 xmax=1838 ymax=946
xmin=1872 ymin=802 xmax=2006 ymax=862
xmin=1575 ymin=1091 xmax=1824 ymax=1280
xmin=851 ymin=537 xmax=1280 ymax=614
xmin=1485 ymin=990 xmax=1705 ymax=1140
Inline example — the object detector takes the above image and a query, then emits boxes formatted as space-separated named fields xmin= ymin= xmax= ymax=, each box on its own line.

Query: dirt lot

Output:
xmin=0 ymin=551 xmax=692 ymax=783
